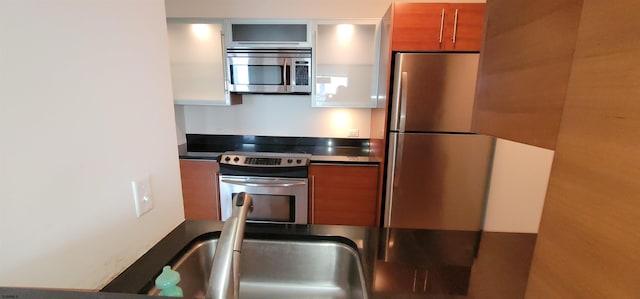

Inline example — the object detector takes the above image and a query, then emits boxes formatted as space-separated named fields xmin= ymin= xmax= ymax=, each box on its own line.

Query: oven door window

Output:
xmin=218 ymin=175 xmax=308 ymax=224
xmin=232 ymin=193 xmax=295 ymax=222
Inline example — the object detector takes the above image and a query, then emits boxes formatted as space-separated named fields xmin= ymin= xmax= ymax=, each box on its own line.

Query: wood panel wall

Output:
xmin=473 ymin=0 xmax=583 ymax=150
xmin=526 ymin=0 xmax=640 ymax=297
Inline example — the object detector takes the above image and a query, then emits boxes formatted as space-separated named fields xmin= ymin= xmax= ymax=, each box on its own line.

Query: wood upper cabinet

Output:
xmin=391 ymin=3 xmax=485 ymax=52
xmin=179 ymin=159 xmax=220 ymax=220
xmin=309 ymin=164 xmax=379 ymax=227
xmin=392 ymin=3 xmax=446 ymax=51
xmin=442 ymin=3 xmax=485 ymax=51
xmin=472 ymin=0 xmax=582 ymax=150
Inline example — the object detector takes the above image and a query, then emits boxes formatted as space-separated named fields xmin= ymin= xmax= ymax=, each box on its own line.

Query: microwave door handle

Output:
xmin=283 ymin=59 xmax=288 ymax=91
xmin=220 ymin=178 xmax=306 ymax=188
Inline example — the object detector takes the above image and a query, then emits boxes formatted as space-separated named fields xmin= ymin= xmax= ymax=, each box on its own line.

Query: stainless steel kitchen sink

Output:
xmin=147 ymin=234 xmax=368 ymax=299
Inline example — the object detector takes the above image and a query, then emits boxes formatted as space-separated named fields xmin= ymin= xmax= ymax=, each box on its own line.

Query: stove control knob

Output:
xmin=287 ymin=159 xmax=293 ymax=164
xmin=233 ymin=157 xmax=240 ymax=162
xmin=224 ymin=156 xmax=231 ymax=162
xmin=296 ymin=159 xmax=302 ymax=164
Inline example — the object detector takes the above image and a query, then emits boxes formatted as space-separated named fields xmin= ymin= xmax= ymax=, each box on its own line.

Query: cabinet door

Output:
xmin=443 ymin=4 xmax=485 ymax=51
xmin=391 ymin=3 xmax=447 ymax=51
xmin=179 ymin=160 xmax=220 ymax=220
xmin=225 ymin=19 xmax=313 ymax=48
xmin=167 ymin=20 xmax=241 ymax=106
xmin=313 ymin=21 xmax=380 ymax=108
xmin=309 ymin=164 xmax=379 ymax=226
xmin=472 ymin=0 xmax=581 ymax=149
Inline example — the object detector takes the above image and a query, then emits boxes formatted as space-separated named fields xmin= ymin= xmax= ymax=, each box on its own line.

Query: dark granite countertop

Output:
xmin=0 ymin=287 xmax=166 ymax=299
xmin=1 ymin=221 xmax=536 ymax=298
xmin=178 ymin=134 xmax=381 ymax=165
xmin=101 ymin=221 xmax=535 ymax=298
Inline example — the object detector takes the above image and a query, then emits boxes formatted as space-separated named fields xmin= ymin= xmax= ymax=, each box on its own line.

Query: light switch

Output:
xmin=132 ymin=177 xmax=153 ymax=218
xmin=348 ymin=129 xmax=360 ymax=137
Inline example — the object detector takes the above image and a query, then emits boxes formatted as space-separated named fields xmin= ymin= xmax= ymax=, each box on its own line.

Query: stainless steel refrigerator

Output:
xmin=384 ymin=52 xmax=495 ymax=231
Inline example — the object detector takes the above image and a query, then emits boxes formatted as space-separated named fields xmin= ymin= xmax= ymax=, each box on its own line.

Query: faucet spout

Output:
xmin=206 ymin=192 xmax=253 ymax=299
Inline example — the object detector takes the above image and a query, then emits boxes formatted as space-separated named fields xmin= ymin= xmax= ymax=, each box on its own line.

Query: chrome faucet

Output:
xmin=206 ymin=192 xmax=253 ymax=299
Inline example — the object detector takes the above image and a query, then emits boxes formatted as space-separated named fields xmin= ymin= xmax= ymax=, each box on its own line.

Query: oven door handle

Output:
xmin=220 ymin=178 xmax=307 ymax=188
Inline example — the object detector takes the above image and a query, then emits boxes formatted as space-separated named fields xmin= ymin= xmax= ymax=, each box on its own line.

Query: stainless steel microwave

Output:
xmin=226 ymin=48 xmax=312 ymax=94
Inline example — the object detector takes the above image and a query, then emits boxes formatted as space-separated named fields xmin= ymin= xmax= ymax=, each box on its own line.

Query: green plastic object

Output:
xmin=155 ymin=265 xmax=183 ymax=297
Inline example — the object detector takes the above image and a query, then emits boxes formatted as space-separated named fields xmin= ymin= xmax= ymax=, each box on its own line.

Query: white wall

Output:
xmin=0 ymin=0 xmax=184 ymax=289
xmin=184 ymin=96 xmax=372 ymax=138
xmin=483 ymin=139 xmax=554 ymax=233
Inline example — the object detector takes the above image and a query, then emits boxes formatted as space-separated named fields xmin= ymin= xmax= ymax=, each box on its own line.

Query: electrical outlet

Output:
xmin=348 ymin=129 xmax=359 ymax=137
xmin=132 ymin=176 xmax=153 ymax=218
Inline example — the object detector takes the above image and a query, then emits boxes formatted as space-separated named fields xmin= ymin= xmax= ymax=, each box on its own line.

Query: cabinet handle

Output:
xmin=452 ymin=9 xmax=459 ymax=44
xmin=423 ymin=269 xmax=428 ymax=293
xmin=311 ymin=175 xmax=316 ymax=224
xmin=439 ymin=8 xmax=445 ymax=44
xmin=412 ymin=269 xmax=418 ymax=292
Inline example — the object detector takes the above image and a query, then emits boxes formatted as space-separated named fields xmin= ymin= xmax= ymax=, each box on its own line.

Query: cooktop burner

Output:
xmin=219 ymin=151 xmax=312 ymax=168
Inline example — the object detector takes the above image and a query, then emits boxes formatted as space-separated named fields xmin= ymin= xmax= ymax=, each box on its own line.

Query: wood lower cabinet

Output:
xmin=392 ymin=3 xmax=485 ymax=52
xmin=309 ymin=164 xmax=379 ymax=227
xmin=179 ymin=159 xmax=220 ymax=220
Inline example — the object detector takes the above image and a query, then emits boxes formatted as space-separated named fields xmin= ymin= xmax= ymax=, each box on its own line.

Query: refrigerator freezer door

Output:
xmin=389 ymin=53 xmax=479 ymax=133
xmin=385 ymin=132 xmax=494 ymax=230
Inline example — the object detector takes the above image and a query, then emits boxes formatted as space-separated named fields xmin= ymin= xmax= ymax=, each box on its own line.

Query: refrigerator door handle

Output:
xmin=398 ymin=72 xmax=408 ymax=132
xmin=384 ymin=133 xmax=405 ymax=227
xmin=394 ymin=133 xmax=405 ymax=188
xmin=389 ymin=53 xmax=402 ymax=131
xmin=384 ymin=133 xmax=397 ymax=227
xmin=391 ymin=55 xmax=409 ymax=132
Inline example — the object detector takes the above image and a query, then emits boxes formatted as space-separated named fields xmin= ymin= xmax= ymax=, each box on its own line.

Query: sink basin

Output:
xmin=147 ymin=233 xmax=368 ymax=299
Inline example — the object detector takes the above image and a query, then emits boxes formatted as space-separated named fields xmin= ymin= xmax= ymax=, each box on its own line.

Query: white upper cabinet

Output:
xmin=313 ymin=20 xmax=381 ymax=108
xmin=225 ymin=19 xmax=313 ymax=48
xmin=167 ymin=19 xmax=241 ymax=106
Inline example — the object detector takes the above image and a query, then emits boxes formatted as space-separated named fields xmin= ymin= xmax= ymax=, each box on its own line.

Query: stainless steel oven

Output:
xmin=218 ymin=152 xmax=311 ymax=224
